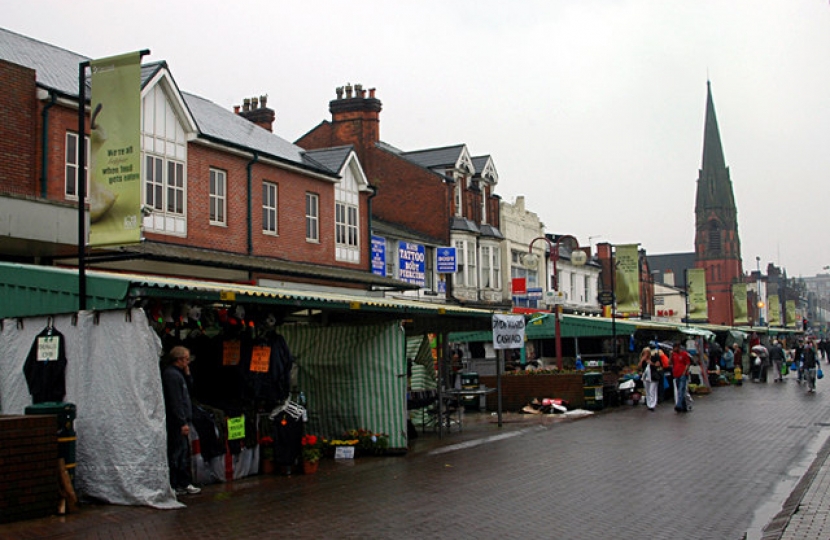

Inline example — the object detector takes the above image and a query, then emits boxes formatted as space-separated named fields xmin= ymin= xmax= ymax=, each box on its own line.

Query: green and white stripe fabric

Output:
xmin=281 ymin=323 xmax=407 ymax=450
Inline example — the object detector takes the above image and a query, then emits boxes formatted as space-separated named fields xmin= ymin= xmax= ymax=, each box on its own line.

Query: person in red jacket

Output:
xmin=671 ymin=342 xmax=692 ymax=412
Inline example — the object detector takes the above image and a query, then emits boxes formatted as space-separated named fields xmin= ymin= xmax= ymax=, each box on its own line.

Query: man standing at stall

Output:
xmin=162 ymin=346 xmax=201 ymax=496
xmin=671 ymin=342 xmax=692 ymax=413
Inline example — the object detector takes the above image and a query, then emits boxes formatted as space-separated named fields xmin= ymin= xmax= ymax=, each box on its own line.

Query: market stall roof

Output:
xmin=0 ymin=262 xmax=494 ymax=333
xmin=449 ymin=312 xmax=718 ymax=343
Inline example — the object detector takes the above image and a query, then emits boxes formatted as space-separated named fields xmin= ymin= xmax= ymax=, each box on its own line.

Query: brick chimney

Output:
xmin=329 ymin=83 xmax=382 ymax=150
xmin=236 ymin=94 xmax=276 ymax=132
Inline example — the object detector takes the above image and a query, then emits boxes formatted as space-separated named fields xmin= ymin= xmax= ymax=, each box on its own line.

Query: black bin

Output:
xmin=460 ymin=372 xmax=480 ymax=411
xmin=25 ymin=402 xmax=77 ymax=485
xmin=582 ymin=372 xmax=604 ymax=411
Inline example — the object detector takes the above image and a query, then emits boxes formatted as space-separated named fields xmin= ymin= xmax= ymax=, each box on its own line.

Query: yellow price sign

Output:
xmin=227 ymin=416 xmax=245 ymax=440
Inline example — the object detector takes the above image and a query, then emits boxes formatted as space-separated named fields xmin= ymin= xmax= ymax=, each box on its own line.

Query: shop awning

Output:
xmin=0 ymin=262 xmax=495 ymax=334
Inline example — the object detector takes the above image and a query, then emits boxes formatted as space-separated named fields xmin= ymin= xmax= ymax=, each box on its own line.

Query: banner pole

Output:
xmin=77 ymin=60 xmax=89 ymax=311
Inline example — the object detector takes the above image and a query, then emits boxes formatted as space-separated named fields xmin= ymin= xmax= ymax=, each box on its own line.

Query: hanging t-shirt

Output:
xmin=23 ymin=325 xmax=68 ymax=403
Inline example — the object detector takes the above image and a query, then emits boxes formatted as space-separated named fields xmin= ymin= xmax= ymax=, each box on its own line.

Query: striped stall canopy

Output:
xmin=280 ymin=322 xmax=407 ymax=450
xmin=407 ymin=335 xmax=436 ymax=391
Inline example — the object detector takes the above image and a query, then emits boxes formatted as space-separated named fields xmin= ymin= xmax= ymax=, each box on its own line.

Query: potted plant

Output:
xmin=301 ymin=434 xmax=322 ymax=474
xmin=259 ymin=436 xmax=275 ymax=474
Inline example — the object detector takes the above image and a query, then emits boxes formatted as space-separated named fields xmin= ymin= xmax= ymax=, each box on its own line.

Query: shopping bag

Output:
xmin=818 ymin=368 xmax=824 ymax=380
xmin=781 ymin=363 xmax=789 ymax=376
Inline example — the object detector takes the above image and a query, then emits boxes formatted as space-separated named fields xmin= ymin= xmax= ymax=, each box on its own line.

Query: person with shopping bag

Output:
xmin=638 ymin=347 xmax=661 ymax=412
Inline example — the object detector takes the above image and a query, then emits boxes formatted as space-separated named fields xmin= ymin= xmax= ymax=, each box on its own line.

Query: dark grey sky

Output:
xmin=5 ymin=0 xmax=829 ymax=276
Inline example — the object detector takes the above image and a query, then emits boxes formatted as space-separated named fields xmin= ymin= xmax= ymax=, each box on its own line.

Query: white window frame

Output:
xmin=65 ymin=132 xmax=89 ymax=200
xmin=306 ymin=192 xmax=319 ymax=242
xmin=209 ymin=168 xmax=227 ymax=226
xmin=466 ymin=241 xmax=477 ymax=287
xmin=455 ymin=240 xmax=466 ymax=287
xmin=141 ymin=83 xmax=188 ymax=236
xmin=454 ymin=181 xmax=463 ymax=217
xmin=262 ymin=181 xmax=278 ymax=235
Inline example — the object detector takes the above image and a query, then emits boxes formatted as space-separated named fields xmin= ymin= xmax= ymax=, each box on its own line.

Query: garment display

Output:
xmin=22 ymin=323 xmax=67 ymax=403
xmin=270 ymin=400 xmax=306 ymax=467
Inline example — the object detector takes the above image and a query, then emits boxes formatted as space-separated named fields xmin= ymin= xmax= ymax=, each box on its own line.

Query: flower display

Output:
xmin=301 ymin=434 xmax=323 ymax=463
xmin=347 ymin=428 xmax=389 ymax=455
xmin=259 ymin=436 xmax=274 ymax=460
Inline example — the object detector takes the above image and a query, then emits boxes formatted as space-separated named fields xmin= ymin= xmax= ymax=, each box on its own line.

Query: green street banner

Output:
xmin=687 ymin=268 xmax=708 ymax=322
xmin=614 ymin=244 xmax=640 ymax=315
xmin=768 ymin=294 xmax=780 ymax=326
xmin=732 ymin=283 xmax=748 ymax=325
xmin=89 ymin=51 xmax=142 ymax=247
xmin=786 ymin=300 xmax=796 ymax=328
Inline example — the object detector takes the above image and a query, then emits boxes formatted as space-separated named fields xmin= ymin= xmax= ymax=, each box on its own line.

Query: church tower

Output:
xmin=694 ymin=81 xmax=743 ymax=325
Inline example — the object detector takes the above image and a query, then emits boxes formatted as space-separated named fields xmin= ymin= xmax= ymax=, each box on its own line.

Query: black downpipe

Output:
xmin=40 ymin=90 xmax=57 ymax=198
xmin=247 ymin=152 xmax=259 ymax=256
xmin=367 ymin=184 xmax=378 ymax=273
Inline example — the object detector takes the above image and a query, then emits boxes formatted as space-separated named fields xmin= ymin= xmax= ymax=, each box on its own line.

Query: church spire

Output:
xmin=701 ymin=81 xmax=726 ymax=173
xmin=696 ymin=81 xmax=736 ymax=213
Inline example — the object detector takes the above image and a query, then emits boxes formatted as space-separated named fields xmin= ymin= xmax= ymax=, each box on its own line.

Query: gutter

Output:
xmin=367 ymin=184 xmax=378 ymax=273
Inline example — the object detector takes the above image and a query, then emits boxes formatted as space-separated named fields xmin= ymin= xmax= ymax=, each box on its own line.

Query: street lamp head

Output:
xmin=570 ymin=250 xmax=587 ymax=266
xmin=522 ymin=252 xmax=539 ymax=269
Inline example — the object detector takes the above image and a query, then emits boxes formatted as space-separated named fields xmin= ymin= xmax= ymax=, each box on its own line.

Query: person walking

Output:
xmin=769 ymin=340 xmax=786 ymax=382
xmin=733 ymin=344 xmax=745 ymax=378
xmin=638 ymin=347 xmax=661 ymax=411
xmin=804 ymin=340 xmax=818 ymax=394
xmin=794 ymin=340 xmax=805 ymax=384
xmin=161 ymin=346 xmax=201 ymax=496
xmin=671 ymin=342 xmax=692 ymax=413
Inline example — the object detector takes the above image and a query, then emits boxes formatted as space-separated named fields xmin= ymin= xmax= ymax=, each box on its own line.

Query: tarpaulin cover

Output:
xmin=0 ymin=309 xmax=180 ymax=509
xmin=280 ymin=322 xmax=407 ymax=450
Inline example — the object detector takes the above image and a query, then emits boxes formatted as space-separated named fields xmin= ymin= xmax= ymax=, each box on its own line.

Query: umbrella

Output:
xmin=751 ymin=345 xmax=768 ymax=357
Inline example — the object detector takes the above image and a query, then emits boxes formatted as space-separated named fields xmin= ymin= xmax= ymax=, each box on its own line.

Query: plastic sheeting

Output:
xmin=0 ymin=309 xmax=181 ymax=509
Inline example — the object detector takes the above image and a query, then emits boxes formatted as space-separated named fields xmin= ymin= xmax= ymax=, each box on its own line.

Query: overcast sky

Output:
xmin=5 ymin=1 xmax=829 ymax=277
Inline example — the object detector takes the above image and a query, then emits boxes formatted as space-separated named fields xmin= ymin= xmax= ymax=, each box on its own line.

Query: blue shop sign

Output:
xmin=436 ymin=246 xmax=457 ymax=274
xmin=398 ymin=241 xmax=425 ymax=287
xmin=371 ymin=235 xmax=386 ymax=276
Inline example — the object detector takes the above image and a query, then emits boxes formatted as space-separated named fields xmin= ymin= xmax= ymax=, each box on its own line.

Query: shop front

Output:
xmin=0 ymin=262 xmax=492 ymax=508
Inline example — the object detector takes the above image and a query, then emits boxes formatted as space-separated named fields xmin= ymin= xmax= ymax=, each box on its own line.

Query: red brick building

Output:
xmin=297 ymin=84 xmax=508 ymax=308
xmin=0 ymin=28 xmax=408 ymax=294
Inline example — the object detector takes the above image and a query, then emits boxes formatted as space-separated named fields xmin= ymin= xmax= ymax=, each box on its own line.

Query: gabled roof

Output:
xmin=0 ymin=26 xmax=335 ymax=178
xmin=303 ymin=145 xmax=354 ymax=174
xmin=400 ymin=144 xmax=472 ymax=173
xmin=472 ymin=155 xmax=498 ymax=184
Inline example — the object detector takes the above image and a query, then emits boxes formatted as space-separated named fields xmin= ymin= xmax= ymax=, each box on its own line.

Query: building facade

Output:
xmin=296 ymin=84 xmax=509 ymax=308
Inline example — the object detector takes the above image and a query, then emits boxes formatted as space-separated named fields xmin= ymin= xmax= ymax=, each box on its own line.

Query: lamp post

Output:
xmin=524 ymin=235 xmax=586 ymax=370
xmin=756 ymin=256 xmax=765 ymax=327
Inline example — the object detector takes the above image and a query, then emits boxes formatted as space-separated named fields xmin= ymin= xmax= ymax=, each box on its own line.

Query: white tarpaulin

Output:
xmin=0 ymin=309 xmax=180 ymax=509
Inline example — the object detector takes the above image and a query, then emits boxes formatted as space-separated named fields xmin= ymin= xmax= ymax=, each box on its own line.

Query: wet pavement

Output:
xmin=3 ymin=374 xmax=830 ymax=539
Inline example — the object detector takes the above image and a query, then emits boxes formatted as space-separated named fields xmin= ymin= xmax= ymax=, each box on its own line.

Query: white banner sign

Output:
xmin=492 ymin=314 xmax=525 ymax=350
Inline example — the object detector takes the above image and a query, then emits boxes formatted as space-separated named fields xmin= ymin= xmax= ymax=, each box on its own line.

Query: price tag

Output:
xmin=334 ymin=446 xmax=355 ymax=460
xmin=250 ymin=345 xmax=271 ymax=372
xmin=37 ymin=336 xmax=60 ymax=361
xmin=227 ymin=416 xmax=245 ymax=440
xmin=223 ymin=340 xmax=241 ymax=366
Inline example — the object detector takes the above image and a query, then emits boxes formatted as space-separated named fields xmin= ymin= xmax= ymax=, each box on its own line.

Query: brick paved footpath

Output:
xmin=3 ymin=375 xmax=830 ymax=540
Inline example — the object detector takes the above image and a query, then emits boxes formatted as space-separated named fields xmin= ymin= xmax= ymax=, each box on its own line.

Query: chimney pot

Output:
xmin=243 ymin=98 xmax=251 ymax=112
xmin=345 ymin=83 xmax=353 ymax=98
xmin=234 ymin=105 xmax=240 ymax=114
xmin=252 ymin=96 xmax=259 ymax=109
xmin=336 ymin=86 xmax=344 ymax=99
xmin=369 ymin=88 xmax=376 ymax=98
xmin=260 ymin=95 xmax=268 ymax=108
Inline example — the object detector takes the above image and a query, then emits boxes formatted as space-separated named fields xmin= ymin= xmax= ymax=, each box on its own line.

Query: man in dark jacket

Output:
xmin=162 ymin=346 xmax=201 ymax=495
xmin=804 ymin=340 xmax=818 ymax=394
xmin=769 ymin=340 xmax=786 ymax=383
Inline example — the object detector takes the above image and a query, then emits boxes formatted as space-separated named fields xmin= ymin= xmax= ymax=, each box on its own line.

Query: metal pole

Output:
xmin=77 ymin=61 xmax=90 ymax=311
xmin=611 ymin=249 xmax=617 ymax=363
xmin=496 ymin=349 xmax=503 ymax=428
